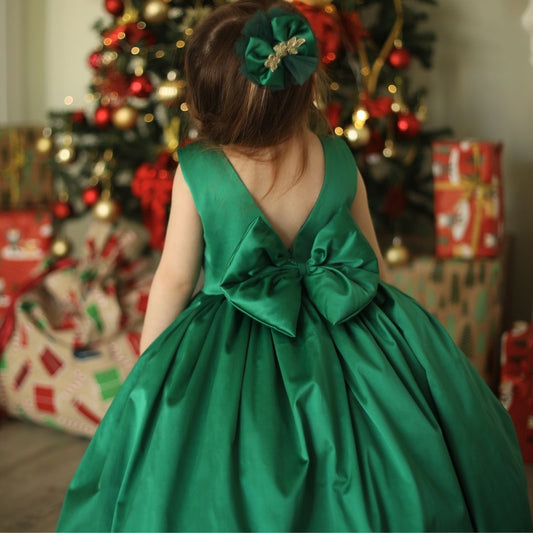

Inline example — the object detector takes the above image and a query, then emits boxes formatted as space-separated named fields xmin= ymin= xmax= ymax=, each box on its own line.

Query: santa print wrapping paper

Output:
xmin=432 ymin=140 xmax=504 ymax=259
xmin=0 ymin=218 xmax=154 ymax=437
xmin=499 ymin=321 xmax=533 ymax=462
xmin=0 ymin=210 xmax=53 ymax=323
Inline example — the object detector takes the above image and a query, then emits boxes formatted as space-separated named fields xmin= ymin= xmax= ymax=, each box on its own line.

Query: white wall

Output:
xmin=3 ymin=0 xmax=533 ymax=320
xmin=411 ymin=0 xmax=533 ymax=322
xmin=10 ymin=0 xmax=102 ymax=124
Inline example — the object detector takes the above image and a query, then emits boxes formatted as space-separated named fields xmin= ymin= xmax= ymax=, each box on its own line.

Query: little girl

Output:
xmin=58 ymin=1 xmax=532 ymax=531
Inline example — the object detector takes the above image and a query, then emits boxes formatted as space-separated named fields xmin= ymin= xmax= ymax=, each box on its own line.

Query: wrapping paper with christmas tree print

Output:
xmin=0 ymin=218 xmax=153 ymax=437
xmin=0 ymin=127 xmax=54 ymax=209
xmin=432 ymin=140 xmax=504 ymax=259
xmin=385 ymin=255 xmax=503 ymax=385
xmin=499 ymin=322 xmax=533 ymax=462
xmin=0 ymin=210 xmax=53 ymax=324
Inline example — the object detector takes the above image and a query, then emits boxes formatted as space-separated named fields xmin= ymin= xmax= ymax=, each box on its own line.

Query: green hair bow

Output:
xmin=235 ymin=8 xmax=319 ymax=91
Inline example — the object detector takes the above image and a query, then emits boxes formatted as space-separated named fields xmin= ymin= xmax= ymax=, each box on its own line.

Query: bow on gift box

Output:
xmin=220 ymin=208 xmax=379 ymax=337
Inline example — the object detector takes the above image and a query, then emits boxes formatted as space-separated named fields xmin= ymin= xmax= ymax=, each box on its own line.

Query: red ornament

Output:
xmin=128 ymin=74 xmax=154 ymax=98
xmin=82 ymin=186 xmax=101 ymax=207
xmin=293 ymin=2 xmax=342 ymax=65
xmin=102 ymin=25 xmax=127 ymax=49
xmin=88 ymin=51 xmax=102 ymax=69
xmin=125 ymin=23 xmax=157 ymax=46
xmin=105 ymin=0 xmax=124 ymax=17
xmin=71 ymin=110 xmax=86 ymax=124
xmin=388 ymin=47 xmax=412 ymax=70
xmin=53 ymin=201 xmax=73 ymax=220
xmin=94 ymin=106 xmax=113 ymax=128
xmin=396 ymin=112 xmax=421 ymax=137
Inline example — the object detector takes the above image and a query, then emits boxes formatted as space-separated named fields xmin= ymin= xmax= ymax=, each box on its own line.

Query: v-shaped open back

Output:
xmin=219 ymin=136 xmax=328 ymax=253
xmin=178 ymin=134 xmax=359 ymax=294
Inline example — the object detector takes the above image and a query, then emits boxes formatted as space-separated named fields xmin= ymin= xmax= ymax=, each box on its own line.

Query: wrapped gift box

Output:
xmin=499 ymin=321 xmax=533 ymax=462
xmin=0 ymin=210 xmax=53 ymax=323
xmin=432 ymin=140 xmax=504 ymax=259
xmin=0 ymin=218 xmax=154 ymax=437
xmin=385 ymin=254 xmax=504 ymax=386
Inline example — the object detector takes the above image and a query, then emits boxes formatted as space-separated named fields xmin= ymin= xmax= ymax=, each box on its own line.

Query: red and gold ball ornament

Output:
xmin=142 ymin=0 xmax=170 ymax=24
xmin=88 ymin=50 xmax=103 ymax=69
xmin=128 ymin=74 xmax=154 ymax=98
xmin=53 ymin=200 xmax=73 ymax=220
xmin=94 ymin=105 xmax=113 ymax=128
xmin=82 ymin=186 xmax=101 ymax=207
xmin=388 ymin=47 xmax=412 ymax=70
xmin=105 ymin=0 xmax=124 ymax=17
xmin=396 ymin=112 xmax=421 ymax=137
xmin=112 ymin=105 xmax=138 ymax=129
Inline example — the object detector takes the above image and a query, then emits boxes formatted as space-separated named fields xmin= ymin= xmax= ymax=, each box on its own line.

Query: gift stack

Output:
xmin=432 ymin=140 xmax=504 ymax=259
xmin=499 ymin=322 xmax=533 ymax=462
xmin=0 ymin=218 xmax=154 ymax=437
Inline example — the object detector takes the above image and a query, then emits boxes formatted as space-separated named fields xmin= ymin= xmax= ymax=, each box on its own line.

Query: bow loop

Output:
xmin=235 ymin=9 xmax=319 ymax=91
xmin=220 ymin=210 xmax=379 ymax=337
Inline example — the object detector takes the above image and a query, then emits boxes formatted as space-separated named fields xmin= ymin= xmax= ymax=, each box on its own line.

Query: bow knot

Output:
xmin=220 ymin=209 xmax=379 ymax=337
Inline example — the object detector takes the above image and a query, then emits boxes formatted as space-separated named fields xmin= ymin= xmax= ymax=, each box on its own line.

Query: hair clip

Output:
xmin=235 ymin=8 xmax=319 ymax=91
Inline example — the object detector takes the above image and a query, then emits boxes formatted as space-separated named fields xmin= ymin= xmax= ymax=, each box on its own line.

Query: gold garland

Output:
xmin=358 ymin=0 xmax=404 ymax=96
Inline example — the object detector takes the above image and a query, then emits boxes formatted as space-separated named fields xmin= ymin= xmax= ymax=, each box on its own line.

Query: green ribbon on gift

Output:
xmin=235 ymin=8 xmax=319 ymax=91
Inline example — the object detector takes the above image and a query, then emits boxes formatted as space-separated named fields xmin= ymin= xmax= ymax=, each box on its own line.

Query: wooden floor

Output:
xmin=1 ymin=417 xmax=533 ymax=532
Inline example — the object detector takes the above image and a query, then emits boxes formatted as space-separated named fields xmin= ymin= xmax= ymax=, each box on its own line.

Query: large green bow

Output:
xmin=235 ymin=8 xmax=319 ymax=91
xmin=220 ymin=209 xmax=379 ymax=337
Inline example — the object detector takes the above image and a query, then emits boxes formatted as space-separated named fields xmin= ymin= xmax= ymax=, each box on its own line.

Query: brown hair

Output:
xmin=184 ymin=0 xmax=328 ymax=150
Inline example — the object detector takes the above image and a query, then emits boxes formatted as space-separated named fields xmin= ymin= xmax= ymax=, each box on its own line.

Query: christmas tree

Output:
xmin=42 ymin=0 xmax=445 ymax=250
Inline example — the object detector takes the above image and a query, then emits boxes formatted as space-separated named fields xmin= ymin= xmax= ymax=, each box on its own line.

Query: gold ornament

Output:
xmin=35 ymin=135 xmax=53 ymax=156
xmin=51 ymin=237 xmax=71 ymax=258
xmin=343 ymin=124 xmax=371 ymax=148
xmin=155 ymin=79 xmax=187 ymax=106
xmin=93 ymin=190 xmax=120 ymax=222
xmin=54 ymin=134 xmax=76 ymax=165
xmin=112 ymin=105 xmax=139 ymax=129
xmin=385 ymin=236 xmax=410 ymax=267
xmin=142 ymin=0 xmax=169 ymax=24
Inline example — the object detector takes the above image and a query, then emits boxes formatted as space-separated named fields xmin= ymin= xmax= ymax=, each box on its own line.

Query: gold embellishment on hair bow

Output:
xmin=264 ymin=36 xmax=306 ymax=72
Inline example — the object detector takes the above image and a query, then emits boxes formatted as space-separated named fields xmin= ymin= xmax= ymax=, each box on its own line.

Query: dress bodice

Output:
xmin=178 ymin=135 xmax=380 ymax=337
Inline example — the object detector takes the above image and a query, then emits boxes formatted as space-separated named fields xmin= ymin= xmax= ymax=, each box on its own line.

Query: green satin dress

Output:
xmin=57 ymin=136 xmax=532 ymax=532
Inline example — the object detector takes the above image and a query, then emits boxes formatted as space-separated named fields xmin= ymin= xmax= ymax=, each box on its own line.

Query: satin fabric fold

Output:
xmin=220 ymin=208 xmax=379 ymax=337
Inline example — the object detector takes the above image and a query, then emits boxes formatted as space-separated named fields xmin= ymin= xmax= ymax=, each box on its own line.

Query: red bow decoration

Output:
xmin=359 ymin=93 xmax=393 ymax=118
xmin=293 ymin=2 xmax=342 ymax=65
xmin=131 ymin=152 xmax=176 ymax=249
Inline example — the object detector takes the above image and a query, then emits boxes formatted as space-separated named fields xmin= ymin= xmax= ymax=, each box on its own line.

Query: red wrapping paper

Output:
xmin=432 ymin=140 xmax=504 ymax=259
xmin=499 ymin=321 xmax=533 ymax=462
xmin=0 ymin=210 xmax=53 ymax=323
